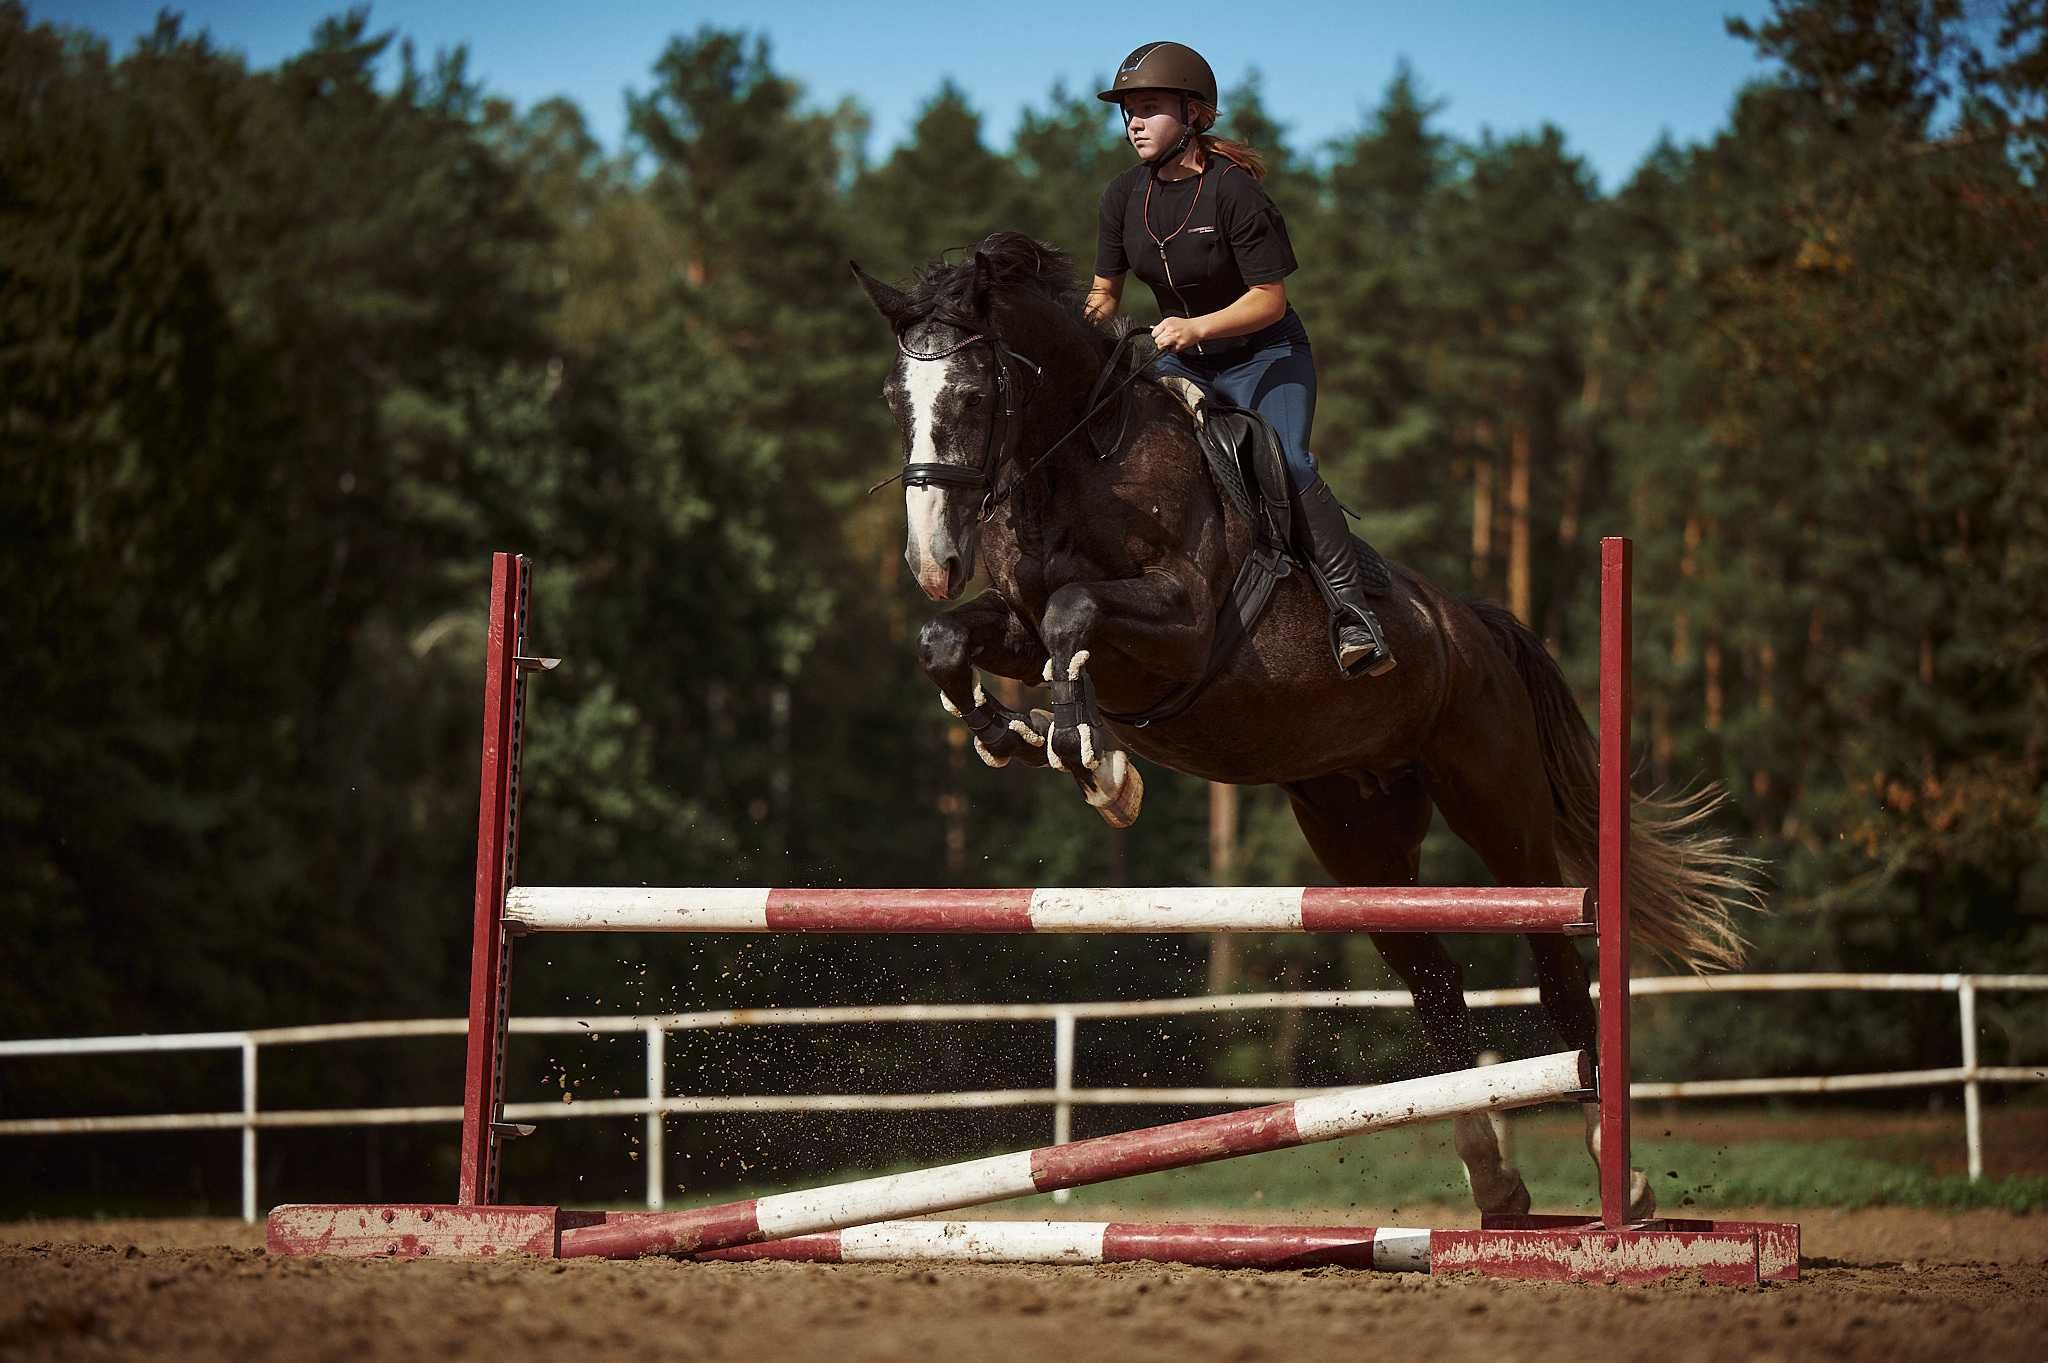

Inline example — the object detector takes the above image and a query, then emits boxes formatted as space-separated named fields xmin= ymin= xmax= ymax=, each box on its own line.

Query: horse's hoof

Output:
xmin=972 ymin=737 xmax=1007 ymax=769
xmin=1083 ymin=751 xmax=1144 ymax=828
xmin=1628 ymin=1168 xmax=1657 ymax=1222
xmin=1471 ymin=1168 xmax=1531 ymax=1217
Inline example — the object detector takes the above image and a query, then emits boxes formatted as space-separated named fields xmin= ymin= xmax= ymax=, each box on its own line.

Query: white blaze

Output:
xmin=902 ymin=351 xmax=958 ymax=593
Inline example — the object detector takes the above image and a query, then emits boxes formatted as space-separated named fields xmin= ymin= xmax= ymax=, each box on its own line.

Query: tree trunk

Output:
xmin=1753 ymin=644 xmax=1775 ymax=799
xmin=1206 ymin=782 xmax=1240 ymax=994
xmin=941 ymin=724 xmax=967 ymax=875
xmin=1507 ymin=419 xmax=1532 ymax=624
xmin=1652 ymin=698 xmax=1673 ymax=787
xmin=1470 ymin=450 xmax=1495 ymax=593
xmin=1705 ymin=636 xmax=1724 ymax=734
xmin=769 ymin=682 xmax=791 ymax=859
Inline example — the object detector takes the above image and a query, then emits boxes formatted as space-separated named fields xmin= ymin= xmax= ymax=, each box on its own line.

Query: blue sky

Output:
xmin=32 ymin=1 xmax=1776 ymax=190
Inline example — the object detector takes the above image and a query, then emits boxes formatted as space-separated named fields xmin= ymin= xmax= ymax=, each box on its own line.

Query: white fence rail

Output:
xmin=3 ymin=972 xmax=2042 ymax=1222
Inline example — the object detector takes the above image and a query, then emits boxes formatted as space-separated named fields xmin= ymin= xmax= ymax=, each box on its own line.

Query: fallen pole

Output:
xmin=558 ymin=1049 xmax=1589 ymax=1260
xmin=693 ymin=1220 xmax=1431 ymax=1270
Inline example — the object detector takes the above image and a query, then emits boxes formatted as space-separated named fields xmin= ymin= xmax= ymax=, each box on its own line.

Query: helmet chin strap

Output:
xmin=1143 ymin=94 xmax=1200 ymax=171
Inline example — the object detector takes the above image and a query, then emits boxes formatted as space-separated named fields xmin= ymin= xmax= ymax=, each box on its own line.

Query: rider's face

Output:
xmin=1121 ymin=91 xmax=1186 ymax=157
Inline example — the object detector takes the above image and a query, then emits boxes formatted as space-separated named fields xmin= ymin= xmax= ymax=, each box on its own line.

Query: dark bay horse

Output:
xmin=853 ymin=233 xmax=1756 ymax=1219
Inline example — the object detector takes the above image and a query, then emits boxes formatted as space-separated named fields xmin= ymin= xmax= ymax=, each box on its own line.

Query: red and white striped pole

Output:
xmin=557 ymin=1050 xmax=1589 ymax=1260
xmin=697 ymin=1220 xmax=1431 ymax=1271
xmin=503 ymin=884 xmax=1592 ymax=935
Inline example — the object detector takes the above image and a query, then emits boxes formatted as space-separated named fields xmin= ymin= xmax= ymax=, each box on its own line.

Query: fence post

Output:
xmin=241 ymin=1037 xmax=258 ymax=1224
xmin=645 ymin=1023 xmax=666 ymax=1209
xmin=1958 ymin=979 xmax=1982 ymax=1181
xmin=1052 ymin=1011 xmax=1076 ymax=1205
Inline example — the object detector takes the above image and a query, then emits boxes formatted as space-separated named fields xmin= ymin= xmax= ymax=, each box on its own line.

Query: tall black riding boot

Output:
xmin=1293 ymin=476 xmax=1397 ymax=678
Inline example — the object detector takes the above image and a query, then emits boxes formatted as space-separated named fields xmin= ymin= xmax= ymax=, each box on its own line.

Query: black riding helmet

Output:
xmin=1097 ymin=42 xmax=1217 ymax=168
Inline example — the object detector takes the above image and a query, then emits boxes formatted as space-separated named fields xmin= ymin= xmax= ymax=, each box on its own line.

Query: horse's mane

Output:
xmin=903 ymin=231 xmax=1095 ymax=331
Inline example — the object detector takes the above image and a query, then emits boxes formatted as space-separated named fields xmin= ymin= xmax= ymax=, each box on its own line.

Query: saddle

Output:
xmin=1101 ymin=377 xmax=1390 ymax=727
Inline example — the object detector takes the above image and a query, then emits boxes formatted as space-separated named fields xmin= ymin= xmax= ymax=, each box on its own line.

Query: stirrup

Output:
xmin=1333 ymin=614 xmax=1397 ymax=679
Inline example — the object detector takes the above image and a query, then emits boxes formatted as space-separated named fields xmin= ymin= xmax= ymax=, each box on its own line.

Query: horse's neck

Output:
xmin=992 ymin=387 xmax=1218 ymax=607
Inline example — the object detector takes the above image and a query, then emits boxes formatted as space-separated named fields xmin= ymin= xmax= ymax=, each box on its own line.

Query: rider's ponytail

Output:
xmin=1187 ymin=100 xmax=1268 ymax=181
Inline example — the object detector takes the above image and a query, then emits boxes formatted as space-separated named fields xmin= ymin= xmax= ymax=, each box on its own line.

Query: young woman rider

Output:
xmin=1085 ymin=41 xmax=1394 ymax=678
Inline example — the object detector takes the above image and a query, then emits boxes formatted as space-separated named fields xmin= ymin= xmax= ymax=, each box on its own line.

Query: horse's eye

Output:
xmin=964 ymin=393 xmax=984 ymax=408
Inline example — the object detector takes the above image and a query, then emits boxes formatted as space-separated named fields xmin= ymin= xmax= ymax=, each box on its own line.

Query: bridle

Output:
xmin=876 ymin=317 xmax=1156 ymax=523
xmin=891 ymin=316 xmax=1043 ymax=521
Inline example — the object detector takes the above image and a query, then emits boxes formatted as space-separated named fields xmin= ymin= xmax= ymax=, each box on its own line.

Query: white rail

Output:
xmin=2 ymin=973 xmax=2041 ymax=1221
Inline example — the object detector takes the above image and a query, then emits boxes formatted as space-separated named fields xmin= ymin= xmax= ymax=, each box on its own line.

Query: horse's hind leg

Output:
xmin=1281 ymin=772 xmax=1531 ymax=1216
xmin=1527 ymin=933 xmax=1655 ymax=1219
xmin=1425 ymin=703 xmax=1656 ymax=1220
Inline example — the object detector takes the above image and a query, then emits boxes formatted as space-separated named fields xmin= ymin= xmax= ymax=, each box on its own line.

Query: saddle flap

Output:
xmin=1191 ymin=400 xmax=1294 ymax=561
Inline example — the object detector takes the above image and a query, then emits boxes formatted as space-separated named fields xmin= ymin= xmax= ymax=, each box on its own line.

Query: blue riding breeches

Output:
xmin=1150 ymin=308 xmax=1318 ymax=492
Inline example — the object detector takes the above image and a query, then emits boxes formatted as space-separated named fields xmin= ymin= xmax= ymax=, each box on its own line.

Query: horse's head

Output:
xmin=853 ymin=253 xmax=1027 ymax=602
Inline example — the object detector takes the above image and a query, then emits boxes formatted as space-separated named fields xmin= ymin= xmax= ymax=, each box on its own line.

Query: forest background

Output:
xmin=3 ymin=0 xmax=2044 ymax=1213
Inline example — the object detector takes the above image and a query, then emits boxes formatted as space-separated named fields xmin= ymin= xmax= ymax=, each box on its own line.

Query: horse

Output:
xmin=851 ymin=231 xmax=1756 ymax=1220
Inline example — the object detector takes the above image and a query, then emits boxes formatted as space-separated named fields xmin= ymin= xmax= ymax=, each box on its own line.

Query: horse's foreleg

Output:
xmin=1036 ymin=575 xmax=1211 ymax=826
xmin=917 ymin=591 xmax=1052 ymax=770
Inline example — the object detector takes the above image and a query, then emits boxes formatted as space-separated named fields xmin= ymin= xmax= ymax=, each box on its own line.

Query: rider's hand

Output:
xmin=1151 ymin=316 xmax=1205 ymax=353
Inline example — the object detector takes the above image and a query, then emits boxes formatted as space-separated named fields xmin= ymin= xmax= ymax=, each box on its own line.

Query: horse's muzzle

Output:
xmin=915 ymin=551 xmax=968 ymax=602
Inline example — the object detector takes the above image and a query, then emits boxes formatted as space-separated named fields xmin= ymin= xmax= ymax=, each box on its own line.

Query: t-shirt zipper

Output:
xmin=1144 ymin=168 xmax=1210 ymax=358
xmin=1157 ymin=243 xmax=1204 ymax=357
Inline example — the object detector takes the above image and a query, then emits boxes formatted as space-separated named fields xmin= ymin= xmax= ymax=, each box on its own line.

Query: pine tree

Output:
xmin=1297 ymin=64 xmax=1458 ymax=574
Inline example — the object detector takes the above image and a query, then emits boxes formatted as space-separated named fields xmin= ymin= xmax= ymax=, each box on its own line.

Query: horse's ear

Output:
xmin=970 ymin=250 xmax=993 ymax=321
xmin=851 ymin=261 xmax=911 ymax=327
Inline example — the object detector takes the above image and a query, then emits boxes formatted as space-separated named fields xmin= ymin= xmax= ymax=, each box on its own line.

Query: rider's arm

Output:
xmin=1184 ymin=281 xmax=1287 ymax=343
xmin=1086 ymin=274 xmax=1125 ymax=323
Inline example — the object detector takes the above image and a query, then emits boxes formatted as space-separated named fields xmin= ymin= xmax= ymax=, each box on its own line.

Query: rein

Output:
xmin=870 ymin=322 xmax=1157 ymax=521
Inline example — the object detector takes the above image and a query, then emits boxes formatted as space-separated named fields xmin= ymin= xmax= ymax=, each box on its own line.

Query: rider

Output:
xmin=1086 ymin=41 xmax=1394 ymax=678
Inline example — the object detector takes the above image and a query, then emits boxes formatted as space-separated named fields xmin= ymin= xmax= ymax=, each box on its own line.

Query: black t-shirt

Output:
xmin=1095 ymin=159 xmax=1299 ymax=348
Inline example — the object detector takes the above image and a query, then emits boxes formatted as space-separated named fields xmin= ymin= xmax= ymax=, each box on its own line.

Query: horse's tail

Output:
xmin=1472 ymin=602 xmax=1759 ymax=973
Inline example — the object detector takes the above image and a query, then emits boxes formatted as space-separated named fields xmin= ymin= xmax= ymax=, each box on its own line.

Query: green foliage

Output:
xmin=2 ymin=6 xmax=553 ymax=1048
